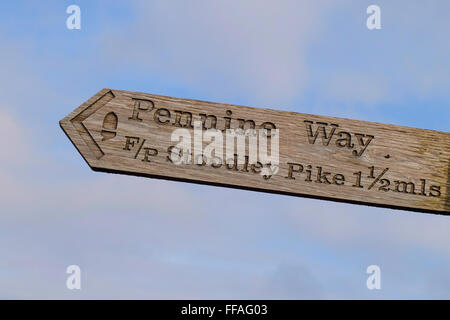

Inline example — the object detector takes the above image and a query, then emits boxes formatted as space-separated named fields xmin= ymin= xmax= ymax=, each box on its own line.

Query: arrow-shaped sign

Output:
xmin=60 ymin=89 xmax=450 ymax=215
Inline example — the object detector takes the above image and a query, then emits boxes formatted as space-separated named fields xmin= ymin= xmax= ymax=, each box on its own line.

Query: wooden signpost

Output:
xmin=60 ymin=89 xmax=450 ymax=215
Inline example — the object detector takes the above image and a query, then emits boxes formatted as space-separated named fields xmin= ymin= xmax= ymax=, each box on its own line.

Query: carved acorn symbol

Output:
xmin=101 ymin=112 xmax=118 ymax=141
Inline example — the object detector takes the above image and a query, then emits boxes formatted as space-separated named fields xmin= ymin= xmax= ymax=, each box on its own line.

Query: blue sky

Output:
xmin=0 ymin=1 xmax=449 ymax=299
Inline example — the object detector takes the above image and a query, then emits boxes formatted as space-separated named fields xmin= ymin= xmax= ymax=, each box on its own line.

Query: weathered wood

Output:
xmin=60 ymin=89 xmax=450 ymax=215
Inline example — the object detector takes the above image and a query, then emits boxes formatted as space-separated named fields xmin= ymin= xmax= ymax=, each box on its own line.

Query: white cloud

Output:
xmin=311 ymin=0 xmax=450 ymax=105
xmin=99 ymin=0 xmax=334 ymax=104
xmin=286 ymin=199 xmax=450 ymax=257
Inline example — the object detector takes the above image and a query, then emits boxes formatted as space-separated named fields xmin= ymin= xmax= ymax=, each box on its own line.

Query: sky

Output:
xmin=0 ymin=0 xmax=449 ymax=299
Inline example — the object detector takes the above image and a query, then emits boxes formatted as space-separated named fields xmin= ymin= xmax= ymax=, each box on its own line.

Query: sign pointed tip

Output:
xmin=100 ymin=88 xmax=115 ymax=97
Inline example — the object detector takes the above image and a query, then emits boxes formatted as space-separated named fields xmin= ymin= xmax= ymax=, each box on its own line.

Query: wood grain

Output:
xmin=60 ymin=89 xmax=450 ymax=215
